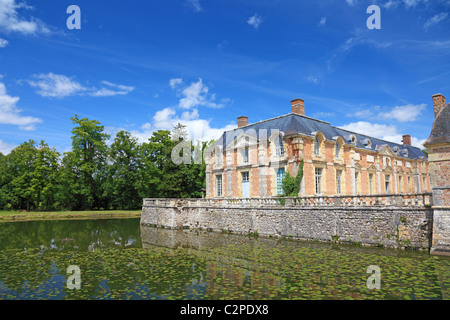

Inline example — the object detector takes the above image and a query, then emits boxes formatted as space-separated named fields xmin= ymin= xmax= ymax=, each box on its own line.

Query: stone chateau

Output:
xmin=205 ymin=96 xmax=433 ymax=198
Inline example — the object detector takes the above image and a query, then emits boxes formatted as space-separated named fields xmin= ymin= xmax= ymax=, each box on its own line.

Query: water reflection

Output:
xmin=0 ymin=219 xmax=142 ymax=251
xmin=0 ymin=219 xmax=449 ymax=300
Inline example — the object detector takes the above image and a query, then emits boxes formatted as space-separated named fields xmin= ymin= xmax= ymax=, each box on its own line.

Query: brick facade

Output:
xmin=206 ymin=98 xmax=430 ymax=199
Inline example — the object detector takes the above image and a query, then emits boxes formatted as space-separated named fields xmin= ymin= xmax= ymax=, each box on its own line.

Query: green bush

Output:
xmin=281 ymin=160 xmax=304 ymax=197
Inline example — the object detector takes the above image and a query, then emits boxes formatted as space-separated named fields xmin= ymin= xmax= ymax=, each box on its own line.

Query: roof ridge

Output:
xmin=224 ymin=112 xmax=331 ymax=133
xmin=333 ymin=126 xmax=422 ymax=151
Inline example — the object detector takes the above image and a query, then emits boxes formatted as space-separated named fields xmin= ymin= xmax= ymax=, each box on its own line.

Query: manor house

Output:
xmin=205 ymin=95 xmax=436 ymax=198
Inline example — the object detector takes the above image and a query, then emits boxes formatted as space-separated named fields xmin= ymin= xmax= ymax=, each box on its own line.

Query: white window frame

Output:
xmin=385 ymin=175 xmax=390 ymax=194
xmin=336 ymin=170 xmax=342 ymax=195
xmin=243 ymin=146 xmax=249 ymax=164
xmin=276 ymin=136 xmax=284 ymax=156
xmin=314 ymin=136 xmax=320 ymax=156
xmin=335 ymin=143 xmax=340 ymax=159
xmin=315 ymin=168 xmax=322 ymax=195
xmin=216 ymin=175 xmax=223 ymax=197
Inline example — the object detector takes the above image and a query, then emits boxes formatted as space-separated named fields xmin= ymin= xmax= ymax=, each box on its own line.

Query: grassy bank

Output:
xmin=0 ymin=210 xmax=142 ymax=222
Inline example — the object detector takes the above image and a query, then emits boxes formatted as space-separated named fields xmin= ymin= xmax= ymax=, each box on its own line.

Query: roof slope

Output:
xmin=215 ymin=113 xmax=426 ymax=160
xmin=424 ymin=104 xmax=450 ymax=146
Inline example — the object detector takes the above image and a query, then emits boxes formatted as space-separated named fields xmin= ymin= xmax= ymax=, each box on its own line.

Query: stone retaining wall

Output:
xmin=141 ymin=196 xmax=434 ymax=250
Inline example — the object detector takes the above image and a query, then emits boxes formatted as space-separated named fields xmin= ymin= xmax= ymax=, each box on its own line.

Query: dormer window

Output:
xmin=362 ymin=138 xmax=372 ymax=148
xmin=314 ymin=136 xmax=321 ymax=155
xmin=216 ymin=149 xmax=222 ymax=165
xmin=393 ymin=146 xmax=400 ymax=155
xmin=276 ymin=135 xmax=284 ymax=156
xmin=401 ymin=149 xmax=408 ymax=158
xmin=344 ymin=134 xmax=356 ymax=145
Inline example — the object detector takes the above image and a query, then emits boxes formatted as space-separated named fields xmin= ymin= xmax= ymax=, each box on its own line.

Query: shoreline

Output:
xmin=0 ymin=210 xmax=142 ymax=222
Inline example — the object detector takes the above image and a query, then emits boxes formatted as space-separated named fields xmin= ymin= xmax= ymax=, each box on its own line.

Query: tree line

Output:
xmin=0 ymin=116 xmax=212 ymax=212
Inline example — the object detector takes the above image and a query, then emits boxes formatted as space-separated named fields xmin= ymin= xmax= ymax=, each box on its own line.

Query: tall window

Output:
xmin=314 ymin=137 xmax=320 ymax=155
xmin=276 ymin=168 xmax=285 ymax=195
xmin=369 ymin=174 xmax=373 ymax=195
xmin=336 ymin=170 xmax=342 ymax=195
xmin=243 ymin=147 xmax=249 ymax=163
xmin=355 ymin=172 xmax=359 ymax=195
xmin=385 ymin=175 xmax=390 ymax=194
xmin=335 ymin=143 xmax=340 ymax=159
xmin=315 ymin=168 xmax=322 ymax=195
xmin=408 ymin=176 xmax=411 ymax=193
xmin=423 ymin=177 xmax=427 ymax=192
xmin=398 ymin=176 xmax=402 ymax=193
xmin=216 ymin=175 xmax=223 ymax=197
xmin=276 ymin=136 xmax=284 ymax=156
xmin=216 ymin=149 xmax=222 ymax=165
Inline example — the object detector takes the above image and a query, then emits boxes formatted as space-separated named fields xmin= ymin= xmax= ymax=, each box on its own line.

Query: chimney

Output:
xmin=402 ymin=134 xmax=411 ymax=146
xmin=237 ymin=116 xmax=248 ymax=128
xmin=291 ymin=99 xmax=305 ymax=115
xmin=432 ymin=93 xmax=446 ymax=118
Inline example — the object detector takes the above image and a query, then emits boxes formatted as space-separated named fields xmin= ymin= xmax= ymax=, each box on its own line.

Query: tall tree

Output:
xmin=70 ymin=115 xmax=110 ymax=209
xmin=31 ymin=141 xmax=61 ymax=210
xmin=105 ymin=130 xmax=142 ymax=209
xmin=171 ymin=122 xmax=189 ymax=142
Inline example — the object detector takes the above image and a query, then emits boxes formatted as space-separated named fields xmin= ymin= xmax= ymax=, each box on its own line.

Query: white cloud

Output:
xmin=90 ymin=81 xmax=134 ymax=97
xmin=402 ymin=0 xmax=421 ymax=7
xmin=0 ymin=81 xmax=42 ymax=130
xmin=338 ymin=121 xmax=425 ymax=149
xmin=0 ymin=38 xmax=8 ymax=48
xmin=175 ymin=78 xmax=228 ymax=109
xmin=340 ymin=121 xmax=399 ymax=138
xmin=126 ymin=106 xmax=235 ymax=144
xmin=105 ymin=78 xmax=233 ymax=145
xmin=383 ymin=0 xmax=400 ymax=9
xmin=181 ymin=108 xmax=199 ymax=121
xmin=27 ymin=73 xmax=134 ymax=98
xmin=27 ymin=73 xmax=85 ymax=98
xmin=169 ymin=78 xmax=183 ymax=89
xmin=424 ymin=12 xmax=448 ymax=30
xmin=305 ymin=75 xmax=319 ymax=84
xmin=378 ymin=104 xmax=426 ymax=122
xmin=352 ymin=109 xmax=374 ymax=118
xmin=186 ymin=0 xmax=202 ymax=12
xmin=247 ymin=14 xmax=263 ymax=30
xmin=153 ymin=107 xmax=177 ymax=130
xmin=0 ymin=0 xmax=51 ymax=35
xmin=0 ymin=139 xmax=16 ymax=155
xmin=318 ymin=17 xmax=327 ymax=26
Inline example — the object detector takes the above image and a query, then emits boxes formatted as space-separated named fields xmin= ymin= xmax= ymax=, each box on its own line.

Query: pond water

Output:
xmin=0 ymin=218 xmax=449 ymax=300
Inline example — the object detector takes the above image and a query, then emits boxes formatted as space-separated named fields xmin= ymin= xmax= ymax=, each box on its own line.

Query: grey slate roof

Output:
xmin=215 ymin=113 xmax=426 ymax=160
xmin=423 ymin=104 xmax=450 ymax=146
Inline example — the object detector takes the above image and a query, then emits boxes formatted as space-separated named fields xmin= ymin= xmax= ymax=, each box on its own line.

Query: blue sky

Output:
xmin=0 ymin=0 xmax=449 ymax=154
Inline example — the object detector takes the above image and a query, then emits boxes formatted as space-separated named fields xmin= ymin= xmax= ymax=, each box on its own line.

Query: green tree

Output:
xmin=57 ymin=151 xmax=82 ymax=210
xmin=282 ymin=160 xmax=304 ymax=197
xmin=171 ymin=122 xmax=189 ymax=142
xmin=8 ymin=140 xmax=38 ymax=211
xmin=105 ymin=130 xmax=142 ymax=209
xmin=70 ymin=115 xmax=110 ymax=209
xmin=31 ymin=141 xmax=61 ymax=210
xmin=0 ymin=140 xmax=60 ymax=211
xmin=140 ymin=130 xmax=176 ymax=198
